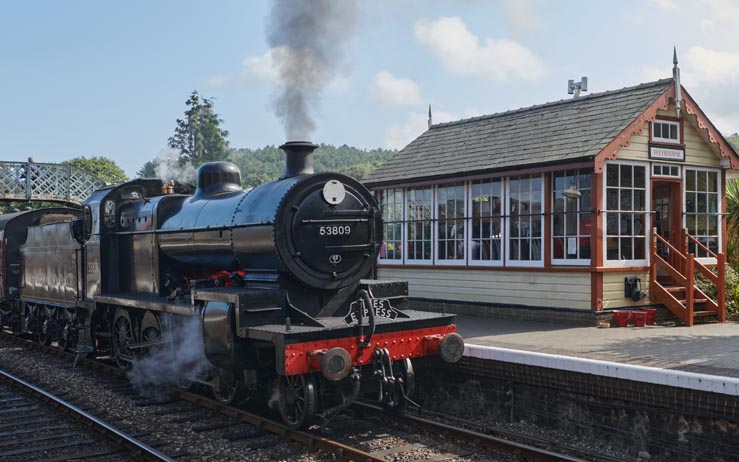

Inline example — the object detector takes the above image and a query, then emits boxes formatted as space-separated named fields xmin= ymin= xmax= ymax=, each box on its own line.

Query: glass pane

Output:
xmin=620 ymin=237 xmax=633 ymax=260
xmin=686 ymin=170 xmax=696 ymax=191
xmin=607 ymin=164 xmax=618 ymax=186
xmin=607 ymin=189 xmax=618 ymax=210
xmin=620 ymin=189 xmax=633 ymax=210
xmin=553 ymin=237 xmax=564 ymax=259
xmin=670 ymin=124 xmax=678 ymax=140
xmin=634 ymin=238 xmax=645 ymax=259
xmin=634 ymin=166 xmax=645 ymax=188
xmin=621 ymin=165 xmax=633 ymax=187
xmin=607 ymin=214 xmax=618 ymax=235
xmin=708 ymin=172 xmax=717 ymax=192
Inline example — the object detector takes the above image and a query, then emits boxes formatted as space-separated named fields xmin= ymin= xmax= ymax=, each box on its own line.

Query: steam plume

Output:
xmin=266 ymin=0 xmax=357 ymax=140
xmin=154 ymin=148 xmax=197 ymax=185
xmin=128 ymin=315 xmax=210 ymax=392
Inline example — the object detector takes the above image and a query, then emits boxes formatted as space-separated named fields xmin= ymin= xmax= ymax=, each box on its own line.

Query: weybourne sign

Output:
xmin=649 ymin=145 xmax=685 ymax=162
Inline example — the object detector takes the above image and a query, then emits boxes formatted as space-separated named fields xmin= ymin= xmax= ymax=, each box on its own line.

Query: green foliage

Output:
xmin=229 ymin=144 xmax=396 ymax=189
xmin=695 ymin=266 xmax=739 ymax=314
xmin=726 ymin=179 xmax=739 ymax=265
xmin=168 ymin=91 xmax=230 ymax=165
xmin=63 ymin=156 xmax=128 ymax=184
xmin=727 ymin=132 xmax=739 ymax=152
xmin=137 ymin=160 xmax=157 ymax=178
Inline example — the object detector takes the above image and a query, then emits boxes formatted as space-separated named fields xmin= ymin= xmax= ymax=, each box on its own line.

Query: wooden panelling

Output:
xmin=616 ymin=104 xmax=720 ymax=167
xmin=602 ymin=271 xmax=652 ymax=309
xmin=377 ymin=267 xmax=592 ymax=310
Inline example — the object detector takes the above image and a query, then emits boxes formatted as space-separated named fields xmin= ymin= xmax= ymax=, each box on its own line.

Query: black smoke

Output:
xmin=266 ymin=0 xmax=357 ymax=140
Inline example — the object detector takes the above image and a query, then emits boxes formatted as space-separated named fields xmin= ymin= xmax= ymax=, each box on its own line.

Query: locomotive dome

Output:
xmin=194 ymin=162 xmax=242 ymax=198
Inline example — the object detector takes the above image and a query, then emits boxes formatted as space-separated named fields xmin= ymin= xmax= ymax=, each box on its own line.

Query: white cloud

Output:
xmin=502 ymin=0 xmax=541 ymax=37
xmin=371 ymin=71 xmax=423 ymax=107
xmin=684 ymin=46 xmax=739 ymax=85
xmin=414 ymin=17 xmax=545 ymax=83
xmin=699 ymin=0 xmax=739 ymax=21
xmin=384 ymin=109 xmax=458 ymax=150
xmin=649 ymin=0 xmax=680 ymax=10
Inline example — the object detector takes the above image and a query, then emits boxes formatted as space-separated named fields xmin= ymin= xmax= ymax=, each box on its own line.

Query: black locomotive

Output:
xmin=0 ymin=142 xmax=463 ymax=428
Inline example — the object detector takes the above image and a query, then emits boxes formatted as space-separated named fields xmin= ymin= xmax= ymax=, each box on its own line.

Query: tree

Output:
xmin=168 ymin=91 xmax=230 ymax=165
xmin=727 ymin=133 xmax=739 ymax=153
xmin=63 ymin=156 xmax=128 ymax=184
xmin=137 ymin=160 xmax=157 ymax=178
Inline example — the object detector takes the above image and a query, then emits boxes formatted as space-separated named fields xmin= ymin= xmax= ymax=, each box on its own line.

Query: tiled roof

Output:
xmin=366 ymin=79 xmax=673 ymax=186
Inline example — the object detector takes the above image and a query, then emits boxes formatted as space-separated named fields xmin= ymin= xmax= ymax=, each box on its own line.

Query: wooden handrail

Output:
xmin=654 ymin=232 xmax=687 ymax=262
xmin=650 ymin=227 xmax=726 ymax=326
xmin=686 ymin=233 xmax=718 ymax=258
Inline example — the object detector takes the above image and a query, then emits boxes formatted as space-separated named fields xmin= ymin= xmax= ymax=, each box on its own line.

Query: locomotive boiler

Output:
xmin=0 ymin=141 xmax=464 ymax=429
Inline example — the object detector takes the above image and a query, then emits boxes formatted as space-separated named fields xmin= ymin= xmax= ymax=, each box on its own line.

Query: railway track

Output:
xmin=0 ymin=367 xmax=171 ymax=462
xmin=0 ymin=331 xmax=615 ymax=462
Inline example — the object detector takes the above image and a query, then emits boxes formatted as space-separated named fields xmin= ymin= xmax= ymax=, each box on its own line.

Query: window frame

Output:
xmin=436 ymin=182 xmax=467 ymax=266
xmin=467 ymin=178 xmax=505 ymax=267
xmin=505 ymin=173 xmax=545 ymax=268
xmin=652 ymin=163 xmax=682 ymax=179
xmin=404 ymin=186 xmax=434 ymax=265
xmin=683 ymin=166 xmax=721 ymax=265
xmin=602 ymin=160 xmax=650 ymax=268
xmin=377 ymin=188 xmax=404 ymax=264
xmin=551 ymin=169 xmax=593 ymax=266
xmin=651 ymin=119 xmax=682 ymax=145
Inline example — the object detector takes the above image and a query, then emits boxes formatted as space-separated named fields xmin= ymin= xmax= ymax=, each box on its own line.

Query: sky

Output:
xmin=2 ymin=0 xmax=739 ymax=177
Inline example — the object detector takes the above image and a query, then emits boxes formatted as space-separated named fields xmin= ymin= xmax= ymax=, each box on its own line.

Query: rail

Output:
xmin=0 ymin=160 xmax=106 ymax=204
xmin=0 ymin=332 xmax=385 ymax=462
xmin=354 ymin=402 xmax=594 ymax=462
xmin=0 ymin=367 xmax=173 ymax=462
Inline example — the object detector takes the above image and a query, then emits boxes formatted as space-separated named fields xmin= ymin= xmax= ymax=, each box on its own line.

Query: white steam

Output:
xmin=154 ymin=148 xmax=197 ymax=185
xmin=128 ymin=315 xmax=210 ymax=391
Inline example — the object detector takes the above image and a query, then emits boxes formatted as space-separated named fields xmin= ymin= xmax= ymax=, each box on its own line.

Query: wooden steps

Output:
xmin=650 ymin=228 xmax=726 ymax=327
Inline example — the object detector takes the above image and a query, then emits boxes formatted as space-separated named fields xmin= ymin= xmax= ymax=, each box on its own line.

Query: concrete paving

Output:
xmin=456 ymin=315 xmax=739 ymax=378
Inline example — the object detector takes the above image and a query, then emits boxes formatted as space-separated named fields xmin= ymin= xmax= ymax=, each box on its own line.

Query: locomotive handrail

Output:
xmin=0 ymin=160 xmax=107 ymax=204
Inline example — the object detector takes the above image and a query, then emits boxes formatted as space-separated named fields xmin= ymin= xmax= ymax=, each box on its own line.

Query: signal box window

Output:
xmin=552 ymin=169 xmax=592 ymax=264
xmin=470 ymin=179 xmax=503 ymax=264
xmin=379 ymin=189 xmax=403 ymax=262
xmin=685 ymin=169 xmax=720 ymax=258
xmin=652 ymin=120 xmax=681 ymax=144
xmin=406 ymin=187 xmax=433 ymax=263
xmin=507 ymin=174 xmax=543 ymax=265
xmin=437 ymin=183 xmax=465 ymax=262
xmin=605 ymin=163 xmax=647 ymax=263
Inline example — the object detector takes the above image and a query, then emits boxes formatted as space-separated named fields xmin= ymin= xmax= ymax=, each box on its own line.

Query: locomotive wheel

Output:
xmin=382 ymin=358 xmax=415 ymax=412
xmin=212 ymin=370 xmax=249 ymax=405
xmin=278 ymin=373 xmax=317 ymax=429
xmin=112 ymin=309 xmax=135 ymax=369
xmin=56 ymin=320 xmax=69 ymax=351
xmin=36 ymin=317 xmax=50 ymax=346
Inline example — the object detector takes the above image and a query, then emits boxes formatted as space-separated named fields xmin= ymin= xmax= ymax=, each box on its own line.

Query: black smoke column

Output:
xmin=266 ymin=0 xmax=357 ymax=140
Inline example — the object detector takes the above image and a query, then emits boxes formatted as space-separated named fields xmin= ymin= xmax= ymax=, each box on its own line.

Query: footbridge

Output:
xmin=0 ymin=160 xmax=107 ymax=205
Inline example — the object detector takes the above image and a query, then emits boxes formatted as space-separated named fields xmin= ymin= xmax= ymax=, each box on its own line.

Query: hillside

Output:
xmin=229 ymin=144 xmax=397 ymax=189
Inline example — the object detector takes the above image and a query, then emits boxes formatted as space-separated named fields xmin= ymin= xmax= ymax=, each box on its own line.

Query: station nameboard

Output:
xmin=649 ymin=145 xmax=685 ymax=162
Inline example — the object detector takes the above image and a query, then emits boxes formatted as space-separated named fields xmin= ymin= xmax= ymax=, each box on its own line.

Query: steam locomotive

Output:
xmin=0 ymin=142 xmax=463 ymax=428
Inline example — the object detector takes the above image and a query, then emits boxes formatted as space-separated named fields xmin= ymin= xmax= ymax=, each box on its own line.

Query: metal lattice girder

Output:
xmin=0 ymin=161 xmax=107 ymax=204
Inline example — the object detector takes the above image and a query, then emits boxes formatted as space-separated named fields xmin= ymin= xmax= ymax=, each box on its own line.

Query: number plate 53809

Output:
xmin=319 ymin=225 xmax=351 ymax=236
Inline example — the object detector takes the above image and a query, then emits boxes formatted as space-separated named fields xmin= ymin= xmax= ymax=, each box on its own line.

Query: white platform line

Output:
xmin=465 ymin=343 xmax=739 ymax=396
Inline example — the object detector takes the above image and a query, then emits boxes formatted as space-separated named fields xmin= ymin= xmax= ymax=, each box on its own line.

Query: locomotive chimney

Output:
xmin=280 ymin=141 xmax=317 ymax=178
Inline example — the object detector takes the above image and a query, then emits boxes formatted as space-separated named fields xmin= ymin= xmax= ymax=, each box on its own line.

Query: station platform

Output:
xmin=456 ymin=315 xmax=739 ymax=394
